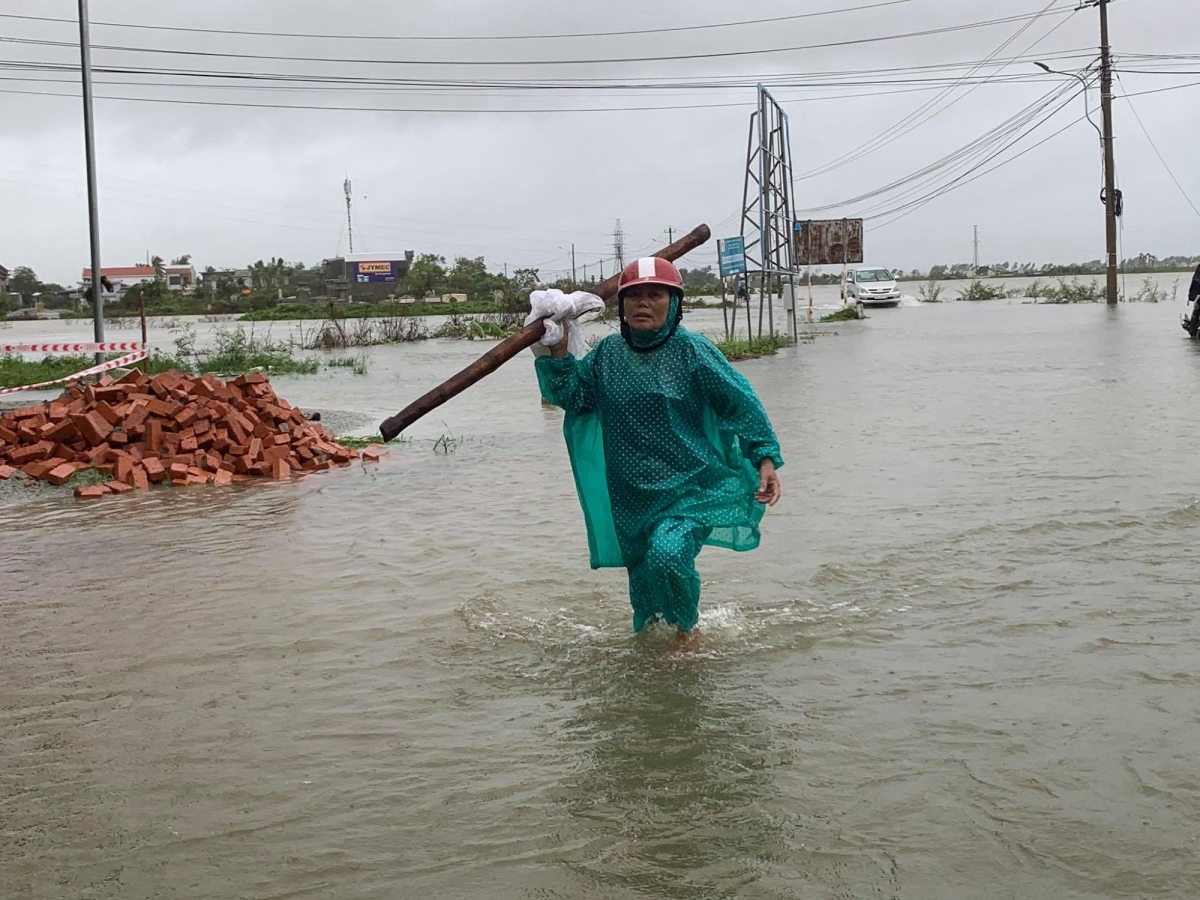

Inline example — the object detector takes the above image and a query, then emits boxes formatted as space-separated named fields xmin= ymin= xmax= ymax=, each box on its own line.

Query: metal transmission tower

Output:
xmin=613 ymin=219 xmax=625 ymax=272
xmin=344 ymin=177 xmax=355 ymax=254
xmin=740 ymin=85 xmax=798 ymax=339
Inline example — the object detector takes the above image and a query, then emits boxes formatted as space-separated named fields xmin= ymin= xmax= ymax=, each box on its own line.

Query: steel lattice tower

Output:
xmin=740 ymin=85 xmax=798 ymax=339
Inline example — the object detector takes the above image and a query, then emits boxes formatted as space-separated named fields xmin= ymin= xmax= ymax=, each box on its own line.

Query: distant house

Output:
xmin=81 ymin=265 xmax=156 ymax=298
xmin=0 ymin=264 xmax=9 ymax=293
xmin=164 ymin=263 xmax=197 ymax=291
xmin=200 ymin=268 xmax=254 ymax=294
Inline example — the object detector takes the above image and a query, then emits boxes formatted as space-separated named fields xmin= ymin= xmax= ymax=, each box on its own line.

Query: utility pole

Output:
xmin=1097 ymin=0 xmax=1119 ymax=305
xmin=77 ymin=0 xmax=105 ymax=365
xmin=667 ymin=226 xmax=674 ymax=246
xmin=344 ymin=177 xmax=354 ymax=254
xmin=973 ymin=225 xmax=980 ymax=275
xmin=571 ymin=243 xmax=576 ymax=286
xmin=613 ymin=220 xmax=625 ymax=272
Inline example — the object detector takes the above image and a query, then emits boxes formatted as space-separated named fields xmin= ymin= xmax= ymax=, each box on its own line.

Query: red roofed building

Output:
xmin=81 ymin=265 xmax=156 ymax=297
xmin=82 ymin=265 xmax=156 ymax=283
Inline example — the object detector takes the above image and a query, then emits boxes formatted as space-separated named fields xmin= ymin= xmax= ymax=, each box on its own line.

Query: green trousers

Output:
xmin=626 ymin=518 xmax=712 ymax=633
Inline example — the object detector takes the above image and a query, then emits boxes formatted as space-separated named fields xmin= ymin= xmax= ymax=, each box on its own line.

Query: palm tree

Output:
xmin=150 ymin=255 xmax=165 ymax=281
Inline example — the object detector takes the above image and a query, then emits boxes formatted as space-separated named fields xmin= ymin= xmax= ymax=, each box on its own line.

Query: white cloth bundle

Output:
xmin=524 ymin=289 xmax=605 ymax=358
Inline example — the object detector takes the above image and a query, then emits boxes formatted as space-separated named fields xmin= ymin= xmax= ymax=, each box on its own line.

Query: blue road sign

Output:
xmin=718 ymin=236 xmax=747 ymax=277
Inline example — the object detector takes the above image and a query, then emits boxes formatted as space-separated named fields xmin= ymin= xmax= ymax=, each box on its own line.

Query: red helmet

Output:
xmin=617 ymin=257 xmax=684 ymax=297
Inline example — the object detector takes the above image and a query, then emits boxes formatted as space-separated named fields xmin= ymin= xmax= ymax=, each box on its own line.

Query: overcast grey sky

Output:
xmin=1 ymin=0 xmax=1197 ymax=286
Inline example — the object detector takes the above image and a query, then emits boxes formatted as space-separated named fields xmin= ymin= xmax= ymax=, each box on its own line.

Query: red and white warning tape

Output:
xmin=0 ymin=341 xmax=146 ymax=354
xmin=0 ymin=350 xmax=148 ymax=395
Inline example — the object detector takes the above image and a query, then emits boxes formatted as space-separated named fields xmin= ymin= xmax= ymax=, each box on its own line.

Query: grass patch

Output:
xmin=326 ymin=355 xmax=369 ymax=375
xmin=0 ymin=353 xmax=97 ymax=389
xmin=957 ymin=280 xmax=1007 ymax=302
xmin=819 ymin=306 xmax=864 ymax=322
xmin=65 ymin=467 xmax=112 ymax=487
xmin=334 ymin=433 xmax=383 ymax=448
xmin=711 ymin=332 xmax=795 ymax=361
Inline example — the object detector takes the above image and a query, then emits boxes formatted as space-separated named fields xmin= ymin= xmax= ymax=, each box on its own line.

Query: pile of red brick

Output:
xmin=0 ymin=369 xmax=381 ymax=499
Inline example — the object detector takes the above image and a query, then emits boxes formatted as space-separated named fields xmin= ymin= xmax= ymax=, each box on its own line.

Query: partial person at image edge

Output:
xmin=531 ymin=257 xmax=783 ymax=637
xmin=1188 ymin=262 xmax=1200 ymax=336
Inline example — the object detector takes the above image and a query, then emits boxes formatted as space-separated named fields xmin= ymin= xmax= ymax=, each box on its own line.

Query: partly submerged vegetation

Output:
xmin=711 ymin=333 xmax=796 ymax=361
xmin=819 ymin=306 xmax=864 ymax=323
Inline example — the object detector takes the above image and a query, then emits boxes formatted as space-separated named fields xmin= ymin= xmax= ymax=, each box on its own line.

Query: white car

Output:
xmin=843 ymin=266 xmax=901 ymax=307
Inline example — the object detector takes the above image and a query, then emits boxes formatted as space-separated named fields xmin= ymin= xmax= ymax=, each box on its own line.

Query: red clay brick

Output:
xmin=0 ymin=464 xmax=15 ymax=479
xmin=174 ymin=406 xmax=198 ymax=429
xmin=271 ymin=458 xmax=291 ymax=480
xmin=74 ymin=484 xmax=110 ymax=499
xmin=213 ymin=468 xmax=234 ymax=486
xmin=92 ymin=401 xmax=121 ymax=426
xmin=128 ymin=466 xmax=150 ymax=490
xmin=146 ymin=398 xmax=175 ymax=417
xmin=142 ymin=457 xmax=167 ymax=483
xmin=106 ymin=480 xmax=134 ymax=494
xmin=146 ymin=419 xmax=163 ymax=453
xmin=74 ymin=410 xmax=113 ymax=445
xmin=113 ymin=456 xmax=133 ymax=484
xmin=9 ymin=442 xmax=53 ymax=465
xmin=47 ymin=463 xmax=76 ymax=486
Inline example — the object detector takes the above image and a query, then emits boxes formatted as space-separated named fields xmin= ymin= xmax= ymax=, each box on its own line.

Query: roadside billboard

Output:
xmin=717 ymin=236 xmax=747 ymax=277
xmin=354 ymin=260 xmax=400 ymax=283
xmin=794 ymin=219 xmax=864 ymax=266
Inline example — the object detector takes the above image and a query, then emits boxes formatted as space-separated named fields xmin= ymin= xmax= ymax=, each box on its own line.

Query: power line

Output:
xmin=1114 ymin=70 xmax=1200 ymax=220
xmin=870 ymin=105 xmax=1089 ymax=227
xmin=0 ymin=0 xmax=922 ymax=43
xmin=0 ymin=47 xmax=1098 ymax=92
xmin=797 ymin=79 xmax=1080 ymax=214
xmin=793 ymin=0 xmax=1075 ymax=181
xmin=0 ymin=9 xmax=1077 ymax=68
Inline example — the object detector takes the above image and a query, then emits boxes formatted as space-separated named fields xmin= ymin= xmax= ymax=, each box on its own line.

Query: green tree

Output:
xmin=511 ymin=267 xmax=540 ymax=291
xmin=406 ymin=253 xmax=447 ymax=299
xmin=171 ymin=254 xmax=192 ymax=265
xmin=150 ymin=255 xmax=165 ymax=281
xmin=9 ymin=266 xmax=39 ymax=301
xmin=120 ymin=280 xmax=170 ymax=313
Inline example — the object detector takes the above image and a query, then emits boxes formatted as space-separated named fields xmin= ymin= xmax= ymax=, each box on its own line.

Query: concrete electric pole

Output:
xmin=1035 ymin=0 xmax=1119 ymax=305
xmin=344 ymin=178 xmax=354 ymax=254
xmin=77 ymin=0 xmax=105 ymax=364
xmin=1097 ymin=0 xmax=1119 ymax=305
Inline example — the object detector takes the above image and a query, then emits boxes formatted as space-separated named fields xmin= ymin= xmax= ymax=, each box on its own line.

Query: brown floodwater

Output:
xmin=3 ymin=294 xmax=1199 ymax=898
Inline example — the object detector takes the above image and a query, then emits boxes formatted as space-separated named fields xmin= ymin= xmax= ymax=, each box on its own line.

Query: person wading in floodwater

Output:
xmin=529 ymin=257 xmax=783 ymax=640
xmin=1184 ymin=261 xmax=1200 ymax=337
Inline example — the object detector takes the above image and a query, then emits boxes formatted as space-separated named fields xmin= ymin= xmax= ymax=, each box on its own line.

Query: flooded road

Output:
xmin=3 ymin=296 xmax=1200 ymax=898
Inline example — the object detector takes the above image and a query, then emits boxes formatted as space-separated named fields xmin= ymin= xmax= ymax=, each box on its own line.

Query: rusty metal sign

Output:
xmin=794 ymin=219 xmax=864 ymax=266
